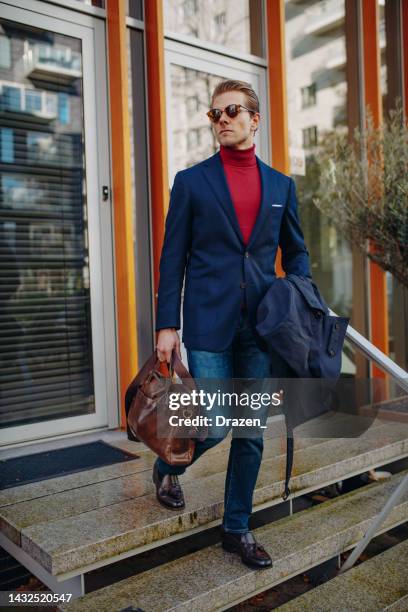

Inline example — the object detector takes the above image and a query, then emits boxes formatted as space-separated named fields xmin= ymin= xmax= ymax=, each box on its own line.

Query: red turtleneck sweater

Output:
xmin=219 ymin=144 xmax=261 ymax=245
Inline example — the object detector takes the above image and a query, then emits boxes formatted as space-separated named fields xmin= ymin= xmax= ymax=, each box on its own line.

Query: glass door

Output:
xmin=0 ymin=2 xmax=117 ymax=445
xmin=164 ymin=40 xmax=269 ymax=182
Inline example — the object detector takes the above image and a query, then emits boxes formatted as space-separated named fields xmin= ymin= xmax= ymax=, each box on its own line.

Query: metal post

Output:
xmin=339 ymin=473 xmax=408 ymax=573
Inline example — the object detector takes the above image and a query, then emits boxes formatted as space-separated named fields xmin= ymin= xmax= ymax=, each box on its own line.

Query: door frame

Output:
xmin=0 ymin=1 xmax=119 ymax=447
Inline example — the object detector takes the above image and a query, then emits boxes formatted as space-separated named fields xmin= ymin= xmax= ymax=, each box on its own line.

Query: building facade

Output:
xmin=0 ymin=0 xmax=407 ymax=448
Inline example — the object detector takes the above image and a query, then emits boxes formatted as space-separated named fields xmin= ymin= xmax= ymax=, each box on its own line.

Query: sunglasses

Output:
xmin=206 ymin=103 xmax=255 ymax=123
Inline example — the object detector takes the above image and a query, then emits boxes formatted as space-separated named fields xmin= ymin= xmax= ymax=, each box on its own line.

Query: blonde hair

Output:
xmin=211 ymin=79 xmax=260 ymax=113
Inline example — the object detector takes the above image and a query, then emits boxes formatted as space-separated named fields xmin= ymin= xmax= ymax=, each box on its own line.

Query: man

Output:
xmin=153 ymin=80 xmax=311 ymax=569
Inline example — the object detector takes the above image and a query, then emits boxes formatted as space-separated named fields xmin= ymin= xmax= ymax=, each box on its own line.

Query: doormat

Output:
xmin=0 ymin=441 xmax=138 ymax=489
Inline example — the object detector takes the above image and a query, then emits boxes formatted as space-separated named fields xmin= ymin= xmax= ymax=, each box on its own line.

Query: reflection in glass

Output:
xmin=126 ymin=0 xmax=143 ymax=20
xmin=285 ymin=3 xmax=351 ymax=309
xmin=0 ymin=19 xmax=95 ymax=428
xmin=285 ymin=0 xmax=353 ymax=373
xmin=378 ymin=0 xmax=396 ymax=366
xmin=170 ymin=65 xmax=261 ymax=174
xmin=164 ymin=0 xmax=264 ymax=57
xmin=170 ymin=65 xmax=224 ymax=173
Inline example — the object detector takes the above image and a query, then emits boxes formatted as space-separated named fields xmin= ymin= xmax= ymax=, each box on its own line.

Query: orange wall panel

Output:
xmin=106 ymin=0 xmax=138 ymax=427
xmin=362 ymin=0 xmax=389 ymax=380
xmin=266 ymin=0 xmax=288 ymax=277
xmin=144 ymin=0 xmax=169 ymax=298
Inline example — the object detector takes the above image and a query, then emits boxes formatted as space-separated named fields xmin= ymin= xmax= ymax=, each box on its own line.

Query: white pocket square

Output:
xmin=271 ymin=203 xmax=283 ymax=207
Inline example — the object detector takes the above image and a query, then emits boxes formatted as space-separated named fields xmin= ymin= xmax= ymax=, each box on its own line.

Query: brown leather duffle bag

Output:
xmin=125 ymin=350 xmax=206 ymax=465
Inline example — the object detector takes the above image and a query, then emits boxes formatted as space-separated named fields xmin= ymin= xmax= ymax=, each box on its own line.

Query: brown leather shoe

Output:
xmin=221 ymin=528 xmax=273 ymax=569
xmin=152 ymin=462 xmax=185 ymax=510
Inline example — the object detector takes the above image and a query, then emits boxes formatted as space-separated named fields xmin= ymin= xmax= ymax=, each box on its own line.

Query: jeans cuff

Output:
xmin=222 ymin=524 xmax=249 ymax=534
xmin=155 ymin=458 xmax=186 ymax=477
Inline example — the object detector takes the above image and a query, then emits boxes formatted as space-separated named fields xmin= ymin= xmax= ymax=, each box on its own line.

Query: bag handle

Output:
xmin=169 ymin=350 xmax=196 ymax=391
xmin=127 ymin=350 xmax=195 ymax=400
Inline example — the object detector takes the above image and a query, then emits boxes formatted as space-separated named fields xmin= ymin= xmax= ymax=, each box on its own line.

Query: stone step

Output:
xmin=0 ymin=415 xmax=284 ymax=508
xmin=0 ymin=411 xmax=374 ymax=544
xmin=2 ymin=417 xmax=407 ymax=578
xmin=0 ymin=411 xmax=372 ymax=508
xmin=0 ymin=419 xmax=328 ymax=544
xmin=276 ymin=538 xmax=408 ymax=611
xmin=60 ymin=470 xmax=408 ymax=612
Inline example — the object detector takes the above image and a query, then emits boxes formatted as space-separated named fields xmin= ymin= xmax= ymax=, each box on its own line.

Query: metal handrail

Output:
xmin=328 ymin=310 xmax=408 ymax=574
xmin=329 ymin=308 xmax=408 ymax=393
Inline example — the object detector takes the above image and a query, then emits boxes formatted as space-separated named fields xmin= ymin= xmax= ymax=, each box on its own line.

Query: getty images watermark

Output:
xmin=167 ymin=389 xmax=283 ymax=429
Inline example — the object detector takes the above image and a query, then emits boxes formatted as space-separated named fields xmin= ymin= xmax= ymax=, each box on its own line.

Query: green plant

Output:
xmin=313 ymin=102 xmax=408 ymax=288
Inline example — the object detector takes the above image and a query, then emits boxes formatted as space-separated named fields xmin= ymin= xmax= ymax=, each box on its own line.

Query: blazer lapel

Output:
xmin=246 ymin=157 xmax=277 ymax=250
xmin=202 ymin=152 xmax=245 ymax=245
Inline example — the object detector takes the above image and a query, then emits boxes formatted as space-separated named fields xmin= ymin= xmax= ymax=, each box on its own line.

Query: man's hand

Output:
xmin=156 ymin=328 xmax=181 ymax=363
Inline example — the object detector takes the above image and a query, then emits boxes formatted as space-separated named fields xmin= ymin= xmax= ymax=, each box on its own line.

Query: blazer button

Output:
xmin=240 ymin=282 xmax=247 ymax=289
xmin=329 ymin=349 xmax=335 ymax=356
xmin=315 ymin=311 xmax=322 ymax=318
xmin=244 ymin=251 xmax=250 ymax=258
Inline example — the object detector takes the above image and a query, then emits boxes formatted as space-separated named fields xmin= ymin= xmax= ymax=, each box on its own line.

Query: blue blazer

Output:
xmin=156 ymin=151 xmax=312 ymax=351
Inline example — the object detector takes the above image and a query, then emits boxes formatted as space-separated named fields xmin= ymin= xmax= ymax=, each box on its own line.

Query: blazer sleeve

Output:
xmin=278 ymin=177 xmax=312 ymax=279
xmin=155 ymin=171 xmax=192 ymax=331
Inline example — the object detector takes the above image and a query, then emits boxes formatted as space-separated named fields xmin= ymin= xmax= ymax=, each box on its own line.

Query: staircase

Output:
xmin=59 ymin=467 xmax=408 ymax=612
xmin=1 ymin=320 xmax=408 ymax=611
xmin=1 ymin=409 xmax=408 ymax=611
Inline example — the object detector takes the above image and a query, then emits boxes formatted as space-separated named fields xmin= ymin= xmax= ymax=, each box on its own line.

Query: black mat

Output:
xmin=0 ymin=441 xmax=138 ymax=490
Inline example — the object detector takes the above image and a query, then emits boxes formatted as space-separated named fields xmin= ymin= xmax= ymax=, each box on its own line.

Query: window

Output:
xmin=3 ymin=86 xmax=21 ymax=111
xmin=0 ymin=18 xmax=96 ymax=430
xmin=301 ymin=83 xmax=317 ymax=108
xmin=186 ymin=95 xmax=199 ymax=113
xmin=185 ymin=68 xmax=198 ymax=84
xmin=0 ymin=128 xmax=14 ymax=163
xmin=183 ymin=0 xmax=198 ymax=19
xmin=187 ymin=128 xmax=201 ymax=148
xmin=126 ymin=0 xmax=143 ymax=19
xmin=26 ymin=89 xmax=42 ymax=112
xmin=45 ymin=93 xmax=58 ymax=116
xmin=284 ymin=0 xmax=353 ymax=346
xmin=0 ymin=35 xmax=11 ymax=68
xmin=58 ymin=93 xmax=70 ymax=125
xmin=164 ymin=0 xmax=265 ymax=57
xmin=302 ymin=126 xmax=318 ymax=148
xmin=27 ymin=132 xmax=57 ymax=164
xmin=213 ymin=12 xmax=227 ymax=35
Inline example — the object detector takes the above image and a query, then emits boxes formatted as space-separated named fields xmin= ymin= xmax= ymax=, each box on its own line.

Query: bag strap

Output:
xmin=282 ymin=434 xmax=294 ymax=501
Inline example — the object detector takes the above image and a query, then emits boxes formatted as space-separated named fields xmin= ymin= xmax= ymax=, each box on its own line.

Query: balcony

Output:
xmin=0 ymin=82 xmax=58 ymax=123
xmin=24 ymin=43 xmax=82 ymax=84
xmin=305 ymin=0 xmax=345 ymax=37
xmin=326 ymin=27 xmax=386 ymax=71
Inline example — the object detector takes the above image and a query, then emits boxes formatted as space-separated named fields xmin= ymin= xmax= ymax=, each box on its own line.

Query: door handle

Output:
xmin=102 ymin=185 xmax=110 ymax=201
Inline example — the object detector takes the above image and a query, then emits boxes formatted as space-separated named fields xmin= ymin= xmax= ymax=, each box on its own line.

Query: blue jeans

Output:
xmin=155 ymin=310 xmax=271 ymax=533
